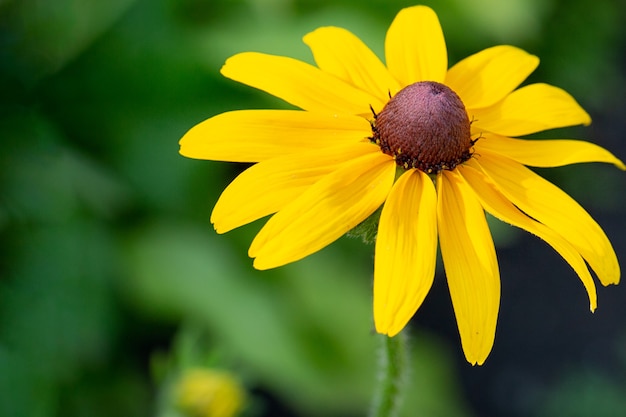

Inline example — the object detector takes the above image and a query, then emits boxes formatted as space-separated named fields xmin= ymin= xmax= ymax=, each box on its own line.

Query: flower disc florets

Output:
xmin=372 ymin=81 xmax=473 ymax=173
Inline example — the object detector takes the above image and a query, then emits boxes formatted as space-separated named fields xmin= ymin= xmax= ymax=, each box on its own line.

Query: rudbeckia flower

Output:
xmin=180 ymin=5 xmax=623 ymax=365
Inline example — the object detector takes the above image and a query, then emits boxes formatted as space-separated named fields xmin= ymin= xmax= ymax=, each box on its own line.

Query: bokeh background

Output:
xmin=1 ymin=0 xmax=626 ymax=416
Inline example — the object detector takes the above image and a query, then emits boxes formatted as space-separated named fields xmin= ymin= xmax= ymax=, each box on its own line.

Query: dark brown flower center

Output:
xmin=371 ymin=81 xmax=473 ymax=173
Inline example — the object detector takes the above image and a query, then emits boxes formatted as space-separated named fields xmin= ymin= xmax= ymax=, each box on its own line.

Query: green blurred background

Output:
xmin=1 ymin=0 xmax=625 ymax=416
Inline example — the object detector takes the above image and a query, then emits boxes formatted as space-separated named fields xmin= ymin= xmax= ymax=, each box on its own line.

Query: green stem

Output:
xmin=369 ymin=332 xmax=408 ymax=417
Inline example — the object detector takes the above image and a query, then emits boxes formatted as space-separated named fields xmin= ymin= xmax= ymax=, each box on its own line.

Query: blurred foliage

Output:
xmin=1 ymin=0 xmax=625 ymax=416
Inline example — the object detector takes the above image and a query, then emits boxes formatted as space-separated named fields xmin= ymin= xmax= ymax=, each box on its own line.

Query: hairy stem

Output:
xmin=369 ymin=331 xmax=408 ymax=417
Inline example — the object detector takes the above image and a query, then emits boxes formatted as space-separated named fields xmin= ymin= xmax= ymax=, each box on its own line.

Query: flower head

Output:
xmin=175 ymin=369 xmax=245 ymax=417
xmin=180 ymin=5 xmax=623 ymax=365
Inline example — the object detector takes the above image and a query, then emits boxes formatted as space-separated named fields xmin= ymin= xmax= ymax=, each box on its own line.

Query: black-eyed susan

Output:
xmin=180 ymin=5 xmax=623 ymax=365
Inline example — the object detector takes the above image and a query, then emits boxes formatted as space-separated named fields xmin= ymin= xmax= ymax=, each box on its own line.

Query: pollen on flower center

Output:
xmin=371 ymin=81 xmax=473 ymax=173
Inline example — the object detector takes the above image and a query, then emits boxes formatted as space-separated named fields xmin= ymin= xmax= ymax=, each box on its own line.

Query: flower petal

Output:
xmin=472 ymin=83 xmax=592 ymax=136
xmin=221 ymin=52 xmax=381 ymax=115
xmin=476 ymin=133 xmax=626 ymax=169
xmin=460 ymin=162 xmax=597 ymax=311
xmin=385 ymin=5 xmax=447 ymax=85
xmin=445 ymin=45 xmax=539 ymax=109
xmin=249 ymin=152 xmax=395 ymax=269
xmin=374 ymin=170 xmax=437 ymax=336
xmin=476 ymin=151 xmax=620 ymax=286
xmin=211 ymin=142 xmax=380 ymax=233
xmin=437 ymin=171 xmax=500 ymax=365
xmin=303 ymin=27 xmax=401 ymax=106
xmin=179 ymin=110 xmax=371 ymax=162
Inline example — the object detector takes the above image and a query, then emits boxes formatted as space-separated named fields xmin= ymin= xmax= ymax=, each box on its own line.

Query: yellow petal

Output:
xmin=445 ymin=45 xmax=539 ymax=109
xmin=303 ymin=27 xmax=401 ymax=107
xmin=211 ymin=142 xmax=379 ymax=233
xmin=472 ymin=83 xmax=592 ymax=136
xmin=477 ymin=151 xmax=620 ymax=286
xmin=221 ymin=52 xmax=381 ymax=115
xmin=179 ymin=110 xmax=371 ymax=162
xmin=249 ymin=152 xmax=395 ymax=269
xmin=476 ymin=133 xmax=626 ymax=169
xmin=437 ymin=171 xmax=500 ymax=365
xmin=374 ymin=170 xmax=437 ymax=336
xmin=460 ymin=162 xmax=597 ymax=311
xmin=385 ymin=5 xmax=447 ymax=85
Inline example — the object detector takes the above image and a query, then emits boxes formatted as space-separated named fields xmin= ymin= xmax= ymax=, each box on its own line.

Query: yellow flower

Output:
xmin=175 ymin=369 xmax=245 ymax=417
xmin=180 ymin=5 xmax=623 ymax=365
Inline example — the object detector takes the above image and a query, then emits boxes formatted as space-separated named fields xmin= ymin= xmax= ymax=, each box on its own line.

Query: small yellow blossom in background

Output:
xmin=180 ymin=5 xmax=623 ymax=365
xmin=175 ymin=369 xmax=245 ymax=417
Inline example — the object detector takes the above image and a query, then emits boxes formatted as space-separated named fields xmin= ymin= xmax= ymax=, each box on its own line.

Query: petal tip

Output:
xmin=373 ymin=316 xmax=388 ymax=336
xmin=403 ymin=4 xmax=436 ymax=14
xmin=602 ymin=275 xmax=620 ymax=286
xmin=374 ymin=327 xmax=388 ymax=337
xmin=219 ymin=55 xmax=236 ymax=77
xmin=374 ymin=315 xmax=403 ymax=337
xmin=212 ymin=225 xmax=226 ymax=235
xmin=465 ymin=352 xmax=488 ymax=366
xmin=210 ymin=211 xmax=229 ymax=234
xmin=251 ymin=256 xmax=270 ymax=271
xmin=220 ymin=52 xmax=257 ymax=79
xmin=386 ymin=326 xmax=402 ymax=338
xmin=302 ymin=26 xmax=336 ymax=43
xmin=210 ymin=220 xmax=228 ymax=235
